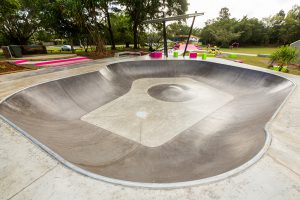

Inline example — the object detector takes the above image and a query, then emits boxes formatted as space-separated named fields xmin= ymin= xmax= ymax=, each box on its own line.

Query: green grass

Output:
xmin=225 ymin=55 xmax=270 ymax=67
xmin=221 ymin=47 xmax=278 ymax=55
xmin=224 ymin=55 xmax=300 ymax=75
xmin=0 ymin=49 xmax=5 ymax=60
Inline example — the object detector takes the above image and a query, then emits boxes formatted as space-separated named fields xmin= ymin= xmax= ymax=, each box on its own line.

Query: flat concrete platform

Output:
xmin=0 ymin=57 xmax=299 ymax=199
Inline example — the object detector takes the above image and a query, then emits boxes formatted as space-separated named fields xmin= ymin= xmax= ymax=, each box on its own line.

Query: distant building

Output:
xmin=173 ymin=35 xmax=199 ymax=43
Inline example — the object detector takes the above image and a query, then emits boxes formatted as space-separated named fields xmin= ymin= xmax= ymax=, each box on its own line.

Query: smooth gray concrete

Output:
xmin=0 ymin=60 xmax=295 ymax=187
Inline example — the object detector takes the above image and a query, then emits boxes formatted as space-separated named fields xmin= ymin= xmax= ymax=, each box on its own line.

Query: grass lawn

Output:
xmin=0 ymin=49 xmax=5 ymax=60
xmin=213 ymin=47 xmax=278 ymax=55
xmin=224 ymin=55 xmax=300 ymax=75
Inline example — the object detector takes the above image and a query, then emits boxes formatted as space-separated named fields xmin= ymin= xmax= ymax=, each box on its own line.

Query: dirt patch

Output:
xmin=77 ymin=51 xmax=115 ymax=60
xmin=0 ymin=62 xmax=31 ymax=75
xmin=77 ymin=49 xmax=149 ymax=59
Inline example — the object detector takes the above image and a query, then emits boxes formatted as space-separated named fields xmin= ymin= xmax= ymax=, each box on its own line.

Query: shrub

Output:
xmin=270 ymin=46 xmax=298 ymax=71
xmin=271 ymin=66 xmax=289 ymax=73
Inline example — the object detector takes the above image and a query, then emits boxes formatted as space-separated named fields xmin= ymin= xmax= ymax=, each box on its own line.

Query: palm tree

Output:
xmin=270 ymin=46 xmax=298 ymax=71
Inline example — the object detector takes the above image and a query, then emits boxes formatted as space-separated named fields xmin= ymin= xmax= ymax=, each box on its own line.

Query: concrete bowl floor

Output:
xmin=0 ymin=60 xmax=295 ymax=187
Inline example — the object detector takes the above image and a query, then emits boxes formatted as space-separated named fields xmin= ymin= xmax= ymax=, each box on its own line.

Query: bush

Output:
xmin=270 ymin=46 xmax=298 ymax=71
xmin=271 ymin=66 xmax=289 ymax=73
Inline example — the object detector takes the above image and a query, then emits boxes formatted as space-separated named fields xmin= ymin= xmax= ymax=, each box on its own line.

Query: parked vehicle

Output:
xmin=61 ymin=45 xmax=72 ymax=51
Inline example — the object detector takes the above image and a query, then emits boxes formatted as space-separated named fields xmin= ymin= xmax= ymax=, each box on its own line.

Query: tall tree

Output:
xmin=201 ymin=7 xmax=241 ymax=47
xmin=235 ymin=16 xmax=269 ymax=45
xmin=0 ymin=0 xmax=44 ymax=45
xmin=284 ymin=5 xmax=300 ymax=44
xmin=167 ymin=22 xmax=201 ymax=39
xmin=42 ymin=0 xmax=107 ymax=54
xmin=100 ymin=0 xmax=120 ymax=50
xmin=218 ymin=7 xmax=230 ymax=20
xmin=120 ymin=0 xmax=188 ymax=49
xmin=108 ymin=13 xmax=133 ymax=46
xmin=270 ymin=10 xmax=286 ymax=44
xmin=119 ymin=0 xmax=151 ymax=49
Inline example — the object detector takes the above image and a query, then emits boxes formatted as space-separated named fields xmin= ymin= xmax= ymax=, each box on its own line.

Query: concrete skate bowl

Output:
xmin=0 ymin=60 xmax=295 ymax=188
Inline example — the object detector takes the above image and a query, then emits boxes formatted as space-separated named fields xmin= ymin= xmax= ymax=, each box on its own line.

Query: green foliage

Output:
xmin=0 ymin=0 xmax=45 ymax=45
xmin=228 ymin=54 xmax=237 ymax=59
xmin=270 ymin=46 xmax=298 ymax=71
xmin=120 ymin=0 xmax=188 ymax=49
xmin=32 ymin=30 xmax=54 ymax=43
xmin=284 ymin=5 xmax=300 ymax=44
xmin=167 ymin=22 xmax=190 ymax=38
xmin=201 ymin=5 xmax=300 ymax=47
xmin=0 ymin=0 xmax=20 ymax=16
xmin=166 ymin=22 xmax=201 ymax=39
xmin=41 ymin=0 xmax=108 ymax=53
xmin=0 ymin=1 xmax=298 ymax=49
xmin=201 ymin=7 xmax=241 ymax=47
xmin=236 ymin=17 xmax=269 ymax=45
xmin=108 ymin=13 xmax=133 ymax=45
xmin=271 ymin=66 xmax=289 ymax=73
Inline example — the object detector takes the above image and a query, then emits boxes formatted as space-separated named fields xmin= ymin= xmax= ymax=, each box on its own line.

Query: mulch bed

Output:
xmin=77 ymin=51 xmax=115 ymax=60
xmin=77 ymin=49 xmax=149 ymax=59
xmin=0 ymin=62 xmax=31 ymax=75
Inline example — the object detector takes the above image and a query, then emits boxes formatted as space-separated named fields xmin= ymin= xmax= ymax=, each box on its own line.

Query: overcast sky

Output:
xmin=186 ymin=0 xmax=299 ymax=28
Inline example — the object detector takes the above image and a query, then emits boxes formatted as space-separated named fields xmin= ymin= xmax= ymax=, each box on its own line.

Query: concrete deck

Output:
xmin=0 ymin=56 xmax=299 ymax=199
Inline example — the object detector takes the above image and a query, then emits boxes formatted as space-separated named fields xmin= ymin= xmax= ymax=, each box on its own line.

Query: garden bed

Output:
xmin=77 ymin=51 xmax=115 ymax=60
xmin=0 ymin=62 xmax=31 ymax=75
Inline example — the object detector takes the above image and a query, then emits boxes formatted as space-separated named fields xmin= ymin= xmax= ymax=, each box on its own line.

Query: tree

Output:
xmin=201 ymin=8 xmax=241 ymax=47
xmin=235 ymin=17 xmax=269 ymax=45
xmin=218 ymin=7 xmax=230 ymax=20
xmin=100 ymin=0 xmax=120 ymax=50
xmin=0 ymin=0 xmax=44 ymax=45
xmin=268 ymin=10 xmax=286 ymax=44
xmin=109 ymin=13 xmax=133 ymax=46
xmin=284 ymin=5 xmax=300 ymax=44
xmin=41 ymin=0 xmax=82 ymax=52
xmin=119 ymin=0 xmax=152 ymax=49
xmin=270 ymin=46 xmax=298 ymax=71
xmin=167 ymin=22 xmax=190 ymax=38
xmin=41 ymin=0 xmax=107 ymax=54
xmin=120 ymin=0 xmax=188 ymax=49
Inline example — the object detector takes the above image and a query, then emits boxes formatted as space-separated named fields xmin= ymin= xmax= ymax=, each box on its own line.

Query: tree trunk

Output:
xmin=88 ymin=4 xmax=105 ymax=55
xmin=70 ymin=39 xmax=75 ymax=54
xmin=133 ymin=23 xmax=138 ymax=49
xmin=105 ymin=7 xmax=116 ymax=50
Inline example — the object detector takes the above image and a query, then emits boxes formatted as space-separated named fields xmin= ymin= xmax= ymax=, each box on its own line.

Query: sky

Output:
xmin=186 ymin=0 xmax=299 ymax=28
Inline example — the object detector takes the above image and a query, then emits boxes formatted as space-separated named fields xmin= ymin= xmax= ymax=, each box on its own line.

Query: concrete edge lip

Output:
xmin=0 ymin=59 xmax=296 ymax=189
